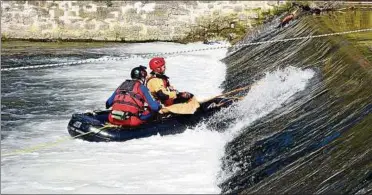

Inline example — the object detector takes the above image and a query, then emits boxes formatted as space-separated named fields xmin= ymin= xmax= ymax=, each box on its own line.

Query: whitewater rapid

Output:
xmin=1 ymin=42 xmax=314 ymax=193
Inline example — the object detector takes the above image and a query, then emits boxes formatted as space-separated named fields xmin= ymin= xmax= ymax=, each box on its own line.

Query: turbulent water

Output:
xmin=1 ymin=9 xmax=372 ymax=194
xmin=219 ymin=9 xmax=372 ymax=194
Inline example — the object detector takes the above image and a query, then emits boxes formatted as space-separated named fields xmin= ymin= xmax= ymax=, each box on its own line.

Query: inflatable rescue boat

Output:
xmin=67 ymin=97 xmax=235 ymax=142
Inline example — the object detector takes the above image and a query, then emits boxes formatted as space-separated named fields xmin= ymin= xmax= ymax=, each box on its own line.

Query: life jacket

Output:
xmin=147 ymin=73 xmax=174 ymax=106
xmin=108 ymin=80 xmax=149 ymax=126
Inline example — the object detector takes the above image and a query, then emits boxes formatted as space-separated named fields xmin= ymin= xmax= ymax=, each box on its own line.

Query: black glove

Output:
xmin=177 ymin=92 xmax=193 ymax=99
xmin=174 ymin=92 xmax=193 ymax=104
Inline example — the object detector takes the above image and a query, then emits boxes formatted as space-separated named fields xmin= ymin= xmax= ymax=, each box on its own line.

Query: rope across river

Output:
xmin=1 ymin=28 xmax=371 ymax=72
xmin=2 ymin=27 xmax=370 ymax=156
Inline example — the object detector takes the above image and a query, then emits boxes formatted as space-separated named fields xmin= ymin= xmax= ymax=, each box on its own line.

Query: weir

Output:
xmin=219 ymin=9 xmax=372 ymax=194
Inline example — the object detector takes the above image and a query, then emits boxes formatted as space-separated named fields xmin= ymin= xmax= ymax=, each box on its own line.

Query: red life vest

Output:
xmin=108 ymin=80 xmax=149 ymax=126
xmin=147 ymin=73 xmax=174 ymax=106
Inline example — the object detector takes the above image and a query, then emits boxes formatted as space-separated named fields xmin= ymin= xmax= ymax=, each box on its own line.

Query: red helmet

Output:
xmin=149 ymin=57 xmax=165 ymax=71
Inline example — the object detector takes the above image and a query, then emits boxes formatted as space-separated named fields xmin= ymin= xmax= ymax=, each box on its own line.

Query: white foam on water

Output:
xmin=1 ymin=42 xmax=227 ymax=194
xmin=1 ymin=42 xmax=315 ymax=194
xmin=215 ymin=66 xmax=315 ymax=181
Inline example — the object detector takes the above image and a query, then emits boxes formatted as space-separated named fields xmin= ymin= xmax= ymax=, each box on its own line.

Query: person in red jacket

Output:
xmin=146 ymin=57 xmax=193 ymax=106
xmin=106 ymin=65 xmax=161 ymax=126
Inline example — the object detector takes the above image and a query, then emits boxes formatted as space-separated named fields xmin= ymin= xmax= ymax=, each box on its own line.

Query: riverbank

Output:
xmin=2 ymin=1 xmax=369 ymax=45
xmin=1 ymin=1 xmax=284 ymax=43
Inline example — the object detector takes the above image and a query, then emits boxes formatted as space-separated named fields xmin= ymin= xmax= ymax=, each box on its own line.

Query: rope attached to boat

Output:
xmin=1 ymin=56 xmax=330 ymax=157
xmin=200 ymin=85 xmax=252 ymax=103
xmin=1 ymin=28 xmax=371 ymax=72
xmin=1 ymin=86 xmax=250 ymax=157
xmin=1 ymin=126 xmax=109 ymax=157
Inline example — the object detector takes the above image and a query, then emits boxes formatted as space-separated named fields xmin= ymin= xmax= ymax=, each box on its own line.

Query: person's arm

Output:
xmin=139 ymin=84 xmax=161 ymax=120
xmin=105 ymin=91 xmax=116 ymax=109
xmin=140 ymin=84 xmax=161 ymax=111
xmin=147 ymin=78 xmax=177 ymax=100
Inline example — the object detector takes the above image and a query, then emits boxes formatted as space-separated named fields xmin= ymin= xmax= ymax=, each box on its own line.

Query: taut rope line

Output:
xmin=2 ymin=28 xmax=371 ymax=72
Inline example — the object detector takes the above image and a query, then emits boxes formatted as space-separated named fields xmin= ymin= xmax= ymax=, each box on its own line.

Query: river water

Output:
xmin=1 ymin=9 xmax=371 ymax=194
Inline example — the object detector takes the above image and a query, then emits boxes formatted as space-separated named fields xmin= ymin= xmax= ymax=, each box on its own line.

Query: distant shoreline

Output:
xmin=1 ymin=38 xmax=182 ymax=44
xmin=1 ymin=5 xmax=369 ymax=45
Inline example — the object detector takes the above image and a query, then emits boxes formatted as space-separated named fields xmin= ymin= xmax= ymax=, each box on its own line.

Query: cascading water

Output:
xmin=218 ymin=9 xmax=372 ymax=194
